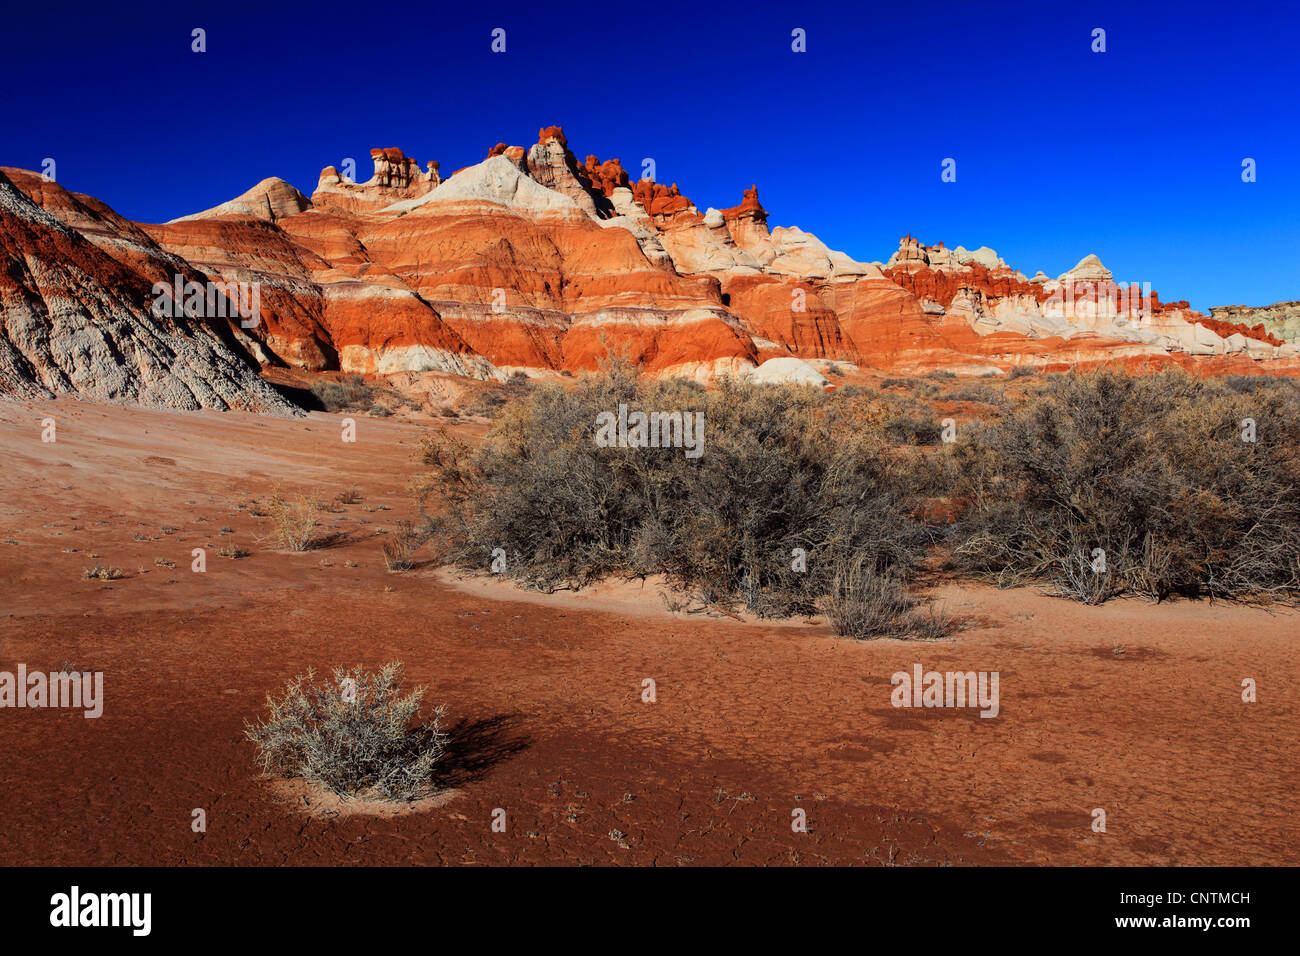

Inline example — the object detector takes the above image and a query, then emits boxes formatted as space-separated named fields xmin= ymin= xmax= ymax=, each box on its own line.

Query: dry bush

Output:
xmin=330 ymin=487 xmax=362 ymax=509
xmin=822 ymin=558 xmax=953 ymax=640
xmin=310 ymin=375 xmax=375 ymax=412
xmin=416 ymin=358 xmax=927 ymax=617
xmin=82 ymin=565 xmax=124 ymax=580
xmin=949 ymin=369 xmax=1300 ymax=603
xmin=461 ymin=374 xmax=535 ymax=419
xmin=268 ymin=489 xmax=319 ymax=551
xmin=382 ymin=520 xmax=426 ymax=572
xmin=244 ymin=662 xmax=448 ymax=800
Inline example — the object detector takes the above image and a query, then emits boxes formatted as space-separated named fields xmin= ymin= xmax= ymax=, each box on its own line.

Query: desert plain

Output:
xmin=0 ymin=393 xmax=1294 ymax=867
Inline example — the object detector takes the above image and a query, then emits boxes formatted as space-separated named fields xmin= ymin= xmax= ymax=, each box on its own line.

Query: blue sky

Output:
xmin=3 ymin=0 xmax=1295 ymax=309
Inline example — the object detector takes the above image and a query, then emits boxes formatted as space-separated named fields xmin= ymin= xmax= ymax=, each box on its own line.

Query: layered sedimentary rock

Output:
xmin=2 ymin=124 xmax=1297 ymax=413
xmin=881 ymin=238 xmax=1299 ymax=366
xmin=169 ymin=177 xmax=311 ymax=224
xmin=0 ymin=169 xmax=294 ymax=411
xmin=1210 ymin=301 xmax=1300 ymax=344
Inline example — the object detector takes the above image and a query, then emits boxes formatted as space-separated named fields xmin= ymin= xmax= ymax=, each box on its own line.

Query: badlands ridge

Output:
xmin=2 ymin=125 xmax=1297 ymax=411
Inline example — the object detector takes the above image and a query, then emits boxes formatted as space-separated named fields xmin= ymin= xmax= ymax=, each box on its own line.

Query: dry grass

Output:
xmin=268 ymin=488 xmax=320 ymax=551
xmin=822 ymin=558 xmax=953 ymax=640
xmin=382 ymin=520 xmax=426 ymax=572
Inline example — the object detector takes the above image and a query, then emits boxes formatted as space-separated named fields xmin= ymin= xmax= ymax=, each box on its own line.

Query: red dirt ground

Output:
xmin=0 ymin=398 xmax=1294 ymax=865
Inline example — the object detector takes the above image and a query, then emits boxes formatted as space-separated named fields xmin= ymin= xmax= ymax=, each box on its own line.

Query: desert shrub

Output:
xmin=382 ymin=520 xmax=426 ymax=572
xmin=947 ymin=385 xmax=998 ymax=404
xmin=949 ymin=369 xmax=1300 ymax=603
xmin=332 ymin=487 xmax=362 ymax=506
xmin=416 ymin=359 xmax=928 ymax=616
xmin=269 ymin=489 xmax=319 ymax=551
xmin=82 ymin=565 xmax=124 ymax=580
xmin=925 ymin=369 xmax=957 ymax=381
xmin=462 ymin=391 xmax=507 ymax=418
xmin=245 ymin=662 xmax=448 ymax=800
xmin=885 ymin=411 xmax=942 ymax=445
xmin=1007 ymin=365 xmax=1037 ymax=379
xmin=833 ymin=384 xmax=875 ymax=399
xmin=880 ymin=378 xmax=915 ymax=390
xmin=1219 ymin=374 xmax=1298 ymax=396
xmin=310 ymin=375 xmax=375 ymax=412
xmin=822 ymin=558 xmax=953 ymax=639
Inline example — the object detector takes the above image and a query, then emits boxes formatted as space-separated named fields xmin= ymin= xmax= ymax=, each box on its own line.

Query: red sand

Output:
xmin=0 ymin=398 xmax=1294 ymax=865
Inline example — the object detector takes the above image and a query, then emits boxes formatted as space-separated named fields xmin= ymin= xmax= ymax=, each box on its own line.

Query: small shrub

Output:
xmin=822 ymin=559 xmax=953 ymax=640
xmin=947 ymin=385 xmax=997 ymax=404
xmin=885 ymin=413 xmax=942 ymax=446
xmin=1007 ymin=365 xmax=1037 ymax=379
xmin=269 ymin=489 xmax=320 ymax=551
xmin=82 ymin=565 xmax=124 ymax=580
xmin=382 ymin=520 xmax=426 ymax=572
xmin=333 ymin=487 xmax=362 ymax=506
xmin=880 ymin=377 xmax=916 ymax=390
xmin=244 ymin=663 xmax=448 ymax=800
xmin=310 ymin=375 xmax=375 ymax=412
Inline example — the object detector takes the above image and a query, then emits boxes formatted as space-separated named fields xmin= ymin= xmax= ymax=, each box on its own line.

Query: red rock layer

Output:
xmin=3 ymin=126 xmax=1297 ymax=407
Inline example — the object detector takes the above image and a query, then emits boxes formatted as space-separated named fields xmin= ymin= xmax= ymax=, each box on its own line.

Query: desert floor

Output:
xmin=0 ymin=397 xmax=1294 ymax=865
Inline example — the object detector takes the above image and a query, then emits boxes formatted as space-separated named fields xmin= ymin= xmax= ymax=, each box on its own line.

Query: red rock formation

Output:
xmin=631 ymin=180 xmax=694 ymax=218
xmin=0 ymin=169 xmax=294 ymax=410
xmin=537 ymin=126 xmax=567 ymax=146
xmin=1194 ymin=316 xmax=1284 ymax=347
xmin=3 ymin=129 xmax=1297 ymax=411
xmin=884 ymin=263 xmax=1049 ymax=309
xmin=722 ymin=185 xmax=767 ymax=222
xmin=580 ymin=156 xmax=630 ymax=197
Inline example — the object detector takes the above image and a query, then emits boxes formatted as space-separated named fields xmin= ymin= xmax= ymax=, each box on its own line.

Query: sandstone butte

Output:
xmin=3 ymin=126 xmax=1298 ymax=410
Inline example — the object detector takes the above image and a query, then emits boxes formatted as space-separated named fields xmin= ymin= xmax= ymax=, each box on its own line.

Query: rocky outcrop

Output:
xmin=525 ymin=126 xmax=609 ymax=219
xmin=882 ymin=236 xmax=1298 ymax=365
xmin=310 ymin=147 xmax=440 ymax=217
xmin=1209 ymin=301 xmax=1300 ymax=344
xmin=0 ymin=170 xmax=295 ymax=411
xmin=169 ymin=177 xmax=311 ymax=224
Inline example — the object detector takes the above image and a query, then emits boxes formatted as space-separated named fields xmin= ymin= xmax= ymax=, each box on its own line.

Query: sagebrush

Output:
xmin=949 ymin=369 xmax=1300 ymax=603
xmin=416 ymin=358 xmax=931 ymax=618
xmin=244 ymin=662 xmax=448 ymax=800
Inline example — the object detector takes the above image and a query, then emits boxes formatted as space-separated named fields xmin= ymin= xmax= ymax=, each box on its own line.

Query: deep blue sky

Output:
xmin=4 ymin=0 xmax=1296 ymax=309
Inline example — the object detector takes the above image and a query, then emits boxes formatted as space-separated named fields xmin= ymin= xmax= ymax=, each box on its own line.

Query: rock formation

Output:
xmin=0 ymin=169 xmax=295 ymax=411
xmin=3 ymin=125 xmax=1297 ymax=413
xmin=1210 ymin=301 xmax=1300 ymax=344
